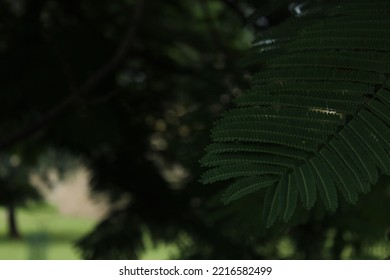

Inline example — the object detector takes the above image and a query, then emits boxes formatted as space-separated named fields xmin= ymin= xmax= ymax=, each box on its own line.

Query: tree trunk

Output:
xmin=7 ymin=202 xmax=20 ymax=239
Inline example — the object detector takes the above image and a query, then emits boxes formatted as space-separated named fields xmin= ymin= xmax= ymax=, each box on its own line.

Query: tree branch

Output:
xmin=0 ymin=0 xmax=144 ymax=150
xmin=88 ymin=88 xmax=122 ymax=106
xmin=79 ymin=0 xmax=144 ymax=97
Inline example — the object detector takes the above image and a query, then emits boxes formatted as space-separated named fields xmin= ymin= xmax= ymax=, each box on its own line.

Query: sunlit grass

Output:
xmin=0 ymin=203 xmax=179 ymax=260
xmin=139 ymin=230 xmax=180 ymax=260
xmin=0 ymin=203 xmax=96 ymax=260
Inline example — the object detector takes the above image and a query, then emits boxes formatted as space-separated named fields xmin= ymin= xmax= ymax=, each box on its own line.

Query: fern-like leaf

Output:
xmin=222 ymin=176 xmax=277 ymax=205
xmin=280 ymin=173 xmax=298 ymax=222
xmin=201 ymin=0 xmax=390 ymax=227
xmin=294 ymin=164 xmax=316 ymax=209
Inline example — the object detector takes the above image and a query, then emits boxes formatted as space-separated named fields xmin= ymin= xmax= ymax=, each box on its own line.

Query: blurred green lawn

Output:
xmin=0 ymin=204 xmax=178 ymax=260
xmin=0 ymin=204 xmax=95 ymax=259
xmin=1 ymin=204 xmax=388 ymax=260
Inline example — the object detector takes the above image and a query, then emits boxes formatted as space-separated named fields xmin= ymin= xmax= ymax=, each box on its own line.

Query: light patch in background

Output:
xmin=31 ymin=167 xmax=109 ymax=220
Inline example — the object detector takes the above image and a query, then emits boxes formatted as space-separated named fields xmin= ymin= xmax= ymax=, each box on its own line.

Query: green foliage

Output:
xmin=2 ymin=0 xmax=389 ymax=260
xmin=202 ymin=0 xmax=390 ymax=227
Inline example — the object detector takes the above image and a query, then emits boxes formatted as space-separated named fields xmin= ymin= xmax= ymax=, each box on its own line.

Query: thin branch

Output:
xmin=88 ymin=88 xmax=122 ymax=106
xmin=79 ymin=0 xmax=144 ymax=97
xmin=0 ymin=0 xmax=144 ymax=150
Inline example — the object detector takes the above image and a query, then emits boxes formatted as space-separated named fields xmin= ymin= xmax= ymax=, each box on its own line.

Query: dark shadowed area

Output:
xmin=0 ymin=0 xmax=389 ymax=260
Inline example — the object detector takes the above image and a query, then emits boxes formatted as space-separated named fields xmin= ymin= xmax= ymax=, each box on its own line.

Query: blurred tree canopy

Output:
xmin=0 ymin=0 xmax=389 ymax=259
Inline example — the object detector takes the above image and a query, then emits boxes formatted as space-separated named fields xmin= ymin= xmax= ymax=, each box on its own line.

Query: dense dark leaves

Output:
xmin=202 ymin=0 xmax=390 ymax=227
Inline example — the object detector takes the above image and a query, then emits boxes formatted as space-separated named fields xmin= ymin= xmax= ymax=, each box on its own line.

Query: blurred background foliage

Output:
xmin=0 ymin=0 xmax=389 ymax=259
